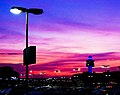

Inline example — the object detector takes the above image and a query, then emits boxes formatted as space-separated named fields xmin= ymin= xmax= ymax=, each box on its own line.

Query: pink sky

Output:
xmin=0 ymin=0 xmax=120 ymax=77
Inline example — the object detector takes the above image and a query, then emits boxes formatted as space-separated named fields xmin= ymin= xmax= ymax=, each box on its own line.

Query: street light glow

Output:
xmin=101 ymin=65 xmax=110 ymax=68
xmin=73 ymin=68 xmax=80 ymax=71
xmin=10 ymin=8 xmax=22 ymax=14
xmin=54 ymin=70 xmax=61 ymax=73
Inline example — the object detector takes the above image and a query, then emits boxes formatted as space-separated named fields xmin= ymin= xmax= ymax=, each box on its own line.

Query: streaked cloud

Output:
xmin=0 ymin=0 xmax=120 ymax=77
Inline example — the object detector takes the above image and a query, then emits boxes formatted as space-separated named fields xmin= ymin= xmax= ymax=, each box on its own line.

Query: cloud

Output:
xmin=0 ymin=50 xmax=120 ymax=77
xmin=45 ymin=17 xmax=93 ymax=32
xmin=93 ymin=52 xmax=120 ymax=61
xmin=0 ymin=53 xmax=22 ymax=55
xmin=0 ymin=27 xmax=24 ymax=44
xmin=36 ymin=51 xmax=120 ymax=69
xmin=30 ymin=64 xmax=56 ymax=71
xmin=0 ymin=27 xmax=23 ymax=36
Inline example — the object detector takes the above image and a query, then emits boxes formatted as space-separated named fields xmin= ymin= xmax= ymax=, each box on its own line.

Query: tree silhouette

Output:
xmin=0 ymin=66 xmax=19 ymax=79
xmin=118 ymin=66 xmax=120 ymax=70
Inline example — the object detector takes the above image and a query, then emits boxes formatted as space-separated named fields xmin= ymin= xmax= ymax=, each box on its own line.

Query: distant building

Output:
xmin=71 ymin=71 xmax=120 ymax=87
xmin=86 ymin=56 xmax=94 ymax=73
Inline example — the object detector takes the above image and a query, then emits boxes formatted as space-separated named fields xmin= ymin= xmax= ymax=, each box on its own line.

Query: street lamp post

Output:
xmin=54 ymin=70 xmax=61 ymax=78
xmin=101 ymin=65 xmax=110 ymax=72
xmin=73 ymin=68 xmax=80 ymax=74
xmin=40 ymin=72 xmax=46 ymax=79
xmin=10 ymin=7 xmax=43 ymax=84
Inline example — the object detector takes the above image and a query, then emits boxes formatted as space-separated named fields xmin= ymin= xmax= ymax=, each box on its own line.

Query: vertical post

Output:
xmin=105 ymin=67 xmax=106 ymax=72
xmin=26 ymin=11 xmax=29 ymax=84
xmin=88 ymin=66 xmax=92 ymax=73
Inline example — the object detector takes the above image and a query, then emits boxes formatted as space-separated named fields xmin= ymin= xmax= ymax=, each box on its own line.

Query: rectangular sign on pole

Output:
xmin=23 ymin=46 xmax=36 ymax=65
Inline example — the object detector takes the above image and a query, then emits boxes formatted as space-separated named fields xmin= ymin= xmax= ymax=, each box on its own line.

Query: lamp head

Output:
xmin=10 ymin=7 xmax=26 ymax=14
xmin=10 ymin=7 xmax=43 ymax=15
xmin=28 ymin=8 xmax=43 ymax=15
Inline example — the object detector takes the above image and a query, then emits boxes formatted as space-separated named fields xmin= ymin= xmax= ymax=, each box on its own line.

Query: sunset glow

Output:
xmin=0 ymin=0 xmax=120 ymax=78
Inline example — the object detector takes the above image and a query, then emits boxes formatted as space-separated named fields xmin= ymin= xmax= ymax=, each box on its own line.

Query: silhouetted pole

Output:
xmin=26 ymin=11 xmax=29 ymax=84
xmin=10 ymin=7 xmax=43 ymax=85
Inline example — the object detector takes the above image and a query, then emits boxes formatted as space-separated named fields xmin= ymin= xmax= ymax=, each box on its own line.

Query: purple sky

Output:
xmin=0 ymin=0 xmax=120 ymax=77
